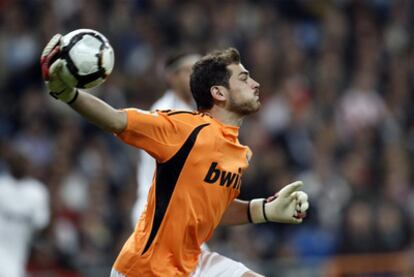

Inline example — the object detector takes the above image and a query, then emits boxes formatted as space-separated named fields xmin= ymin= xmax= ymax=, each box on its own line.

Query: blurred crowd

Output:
xmin=1 ymin=0 xmax=414 ymax=275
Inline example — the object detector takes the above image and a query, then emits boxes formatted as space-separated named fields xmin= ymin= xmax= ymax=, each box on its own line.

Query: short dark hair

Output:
xmin=190 ymin=48 xmax=241 ymax=110
xmin=165 ymin=50 xmax=190 ymax=71
xmin=164 ymin=50 xmax=199 ymax=72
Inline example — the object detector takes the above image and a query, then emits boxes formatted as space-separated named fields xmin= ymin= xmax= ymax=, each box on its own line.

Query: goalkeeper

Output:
xmin=41 ymin=34 xmax=309 ymax=277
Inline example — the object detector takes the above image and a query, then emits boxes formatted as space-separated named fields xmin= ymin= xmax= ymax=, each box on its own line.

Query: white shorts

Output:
xmin=111 ymin=249 xmax=251 ymax=277
xmin=191 ymin=248 xmax=251 ymax=277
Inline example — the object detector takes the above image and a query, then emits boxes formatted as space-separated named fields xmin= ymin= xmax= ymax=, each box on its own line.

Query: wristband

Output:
xmin=248 ymin=198 xmax=266 ymax=224
xmin=67 ymin=89 xmax=79 ymax=105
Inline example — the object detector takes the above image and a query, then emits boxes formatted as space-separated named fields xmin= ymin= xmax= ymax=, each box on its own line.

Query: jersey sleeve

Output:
xmin=115 ymin=108 xmax=190 ymax=162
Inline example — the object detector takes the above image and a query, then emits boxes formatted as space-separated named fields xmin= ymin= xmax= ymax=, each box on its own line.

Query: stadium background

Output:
xmin=1 ymin=0 xmax=414 ymax=275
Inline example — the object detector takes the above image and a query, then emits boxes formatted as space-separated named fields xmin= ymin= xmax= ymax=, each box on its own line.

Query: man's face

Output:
xmin=226 ymin=63 xmax=261 ymax=115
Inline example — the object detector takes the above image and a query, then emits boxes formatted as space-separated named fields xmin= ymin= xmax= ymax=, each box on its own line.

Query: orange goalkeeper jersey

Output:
xmin=113 ymin=109 xmax=252 ymax=276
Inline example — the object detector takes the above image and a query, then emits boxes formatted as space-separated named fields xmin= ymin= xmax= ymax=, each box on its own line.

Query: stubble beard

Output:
xmin=228 ymin=95 xmax=260 ymax=116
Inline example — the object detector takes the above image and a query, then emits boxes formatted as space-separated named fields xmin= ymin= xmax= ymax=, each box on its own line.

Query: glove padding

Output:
xmin=40 ymin=34 xmax=78 ymax=103
xmin=248 ymin=181 xmax=309 ymax=224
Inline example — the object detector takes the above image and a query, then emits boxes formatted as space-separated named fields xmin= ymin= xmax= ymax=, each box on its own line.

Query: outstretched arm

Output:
xmin=41 ymin=34 xmax=126 ymax=133
xmin=220 ymin=199 xmax=250 ymax=225
xmin=220 ymin=181 xmax=309 ymax=226
xmin=70 ymin=90 xmax=127 ymax=133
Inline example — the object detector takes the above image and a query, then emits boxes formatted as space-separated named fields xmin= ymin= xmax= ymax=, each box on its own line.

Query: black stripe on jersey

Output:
xmin=141 ymin=123 xmax=210 ymax=255
xmin=166 ymin=110 xmax=197 ymax=116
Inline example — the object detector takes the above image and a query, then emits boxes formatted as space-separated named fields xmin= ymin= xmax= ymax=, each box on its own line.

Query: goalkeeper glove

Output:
xmin=248 ymin=181 xmax=309 ymax=224
xmin=40 ymin=34 xmax=78 ymax=104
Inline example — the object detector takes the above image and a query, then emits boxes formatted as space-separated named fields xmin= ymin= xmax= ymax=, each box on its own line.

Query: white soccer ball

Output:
xmin=59 ymin=29 xmax=114 ymax=89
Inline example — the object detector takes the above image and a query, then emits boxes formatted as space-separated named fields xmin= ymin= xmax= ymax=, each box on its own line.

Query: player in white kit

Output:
xmin=0 ymin=149 xmax=50 ymax=277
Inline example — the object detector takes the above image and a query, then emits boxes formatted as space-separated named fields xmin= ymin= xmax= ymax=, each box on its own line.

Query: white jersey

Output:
xmin=0 ymin=174 xmax=49 ymax=277
xmin=131 ymin=90 xmax=192 ymax=225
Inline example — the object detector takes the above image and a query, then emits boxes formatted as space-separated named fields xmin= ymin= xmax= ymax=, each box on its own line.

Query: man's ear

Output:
xmin=210 ymin=86 xmax=227 ymax=102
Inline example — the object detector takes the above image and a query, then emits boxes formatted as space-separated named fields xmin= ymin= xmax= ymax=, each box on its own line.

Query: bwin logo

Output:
xmin=203 ymin=162 xmax=242 ymax=190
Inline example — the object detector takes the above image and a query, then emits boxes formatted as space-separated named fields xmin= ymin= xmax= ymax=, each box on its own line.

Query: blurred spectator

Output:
xmin=338 ymin=198 xmax=377 ymax=254
xmin=374 ymin=199 xmax=411 ymax=252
